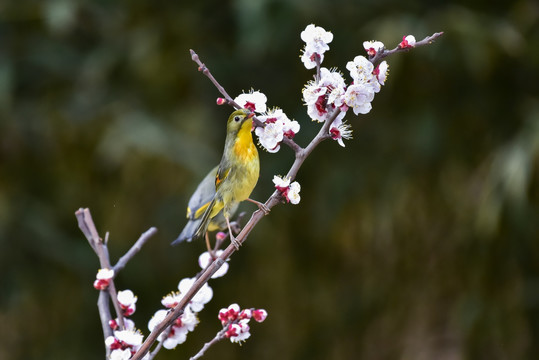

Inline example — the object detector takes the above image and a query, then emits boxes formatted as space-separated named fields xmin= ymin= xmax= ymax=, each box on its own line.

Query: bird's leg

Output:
xmin=205 ymin=232 xmax=215 ymax=258
xmin=246 ymin=198 xmax=270 ymax=215
xmin=226 ymin=216 xmax=241 ymax=250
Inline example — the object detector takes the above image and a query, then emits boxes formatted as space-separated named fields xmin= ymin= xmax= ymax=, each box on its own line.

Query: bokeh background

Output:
xmin=1 ymin=0 xmax=538 ymax=359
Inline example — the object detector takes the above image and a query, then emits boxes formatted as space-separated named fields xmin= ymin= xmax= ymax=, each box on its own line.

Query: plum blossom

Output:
xmin=93 ymin=268 xmax=114 ymax=290
xmin=399 ymin=35 xmax=416 ymax=49
xmin=198 ymin=250 xmax=229 ymax=279
xmin=234 ymin=90 xmax=267 ymax=114
xmin=329 ymin=117 xmax=353 ymax=147
xmin=303 ymin=67 xmax=347 ymax=122
xmin=109 ymin=348 xmax=132 ymax=360
xmin=148 ymin=307 xmax=199 ymax=350
xmin=373 ymin=61 xmax=389 ymax=86
xmin=300 ymin=24 xmax=333 ymax=69
xmin=117 ymin=289 xmax=137 ymax=316
xmin=363 ymin=40 xmax=385 ymax=57
xmin=344 ymin=83 xmax=375 ymax=115
xmin=252 ymin=309 xmax=268 ymax=323
xmin=273 ymin=175 xmax=301 ymax=204
xmin=178 ymin=277 xmax=213 ymax=312
xmin=218 ymin=304 xmax=267 ymax=344
xmin=255 ymin=108 xmax=299 ymax=153
xmin=226 ymin=320 xmax=251 ymax=343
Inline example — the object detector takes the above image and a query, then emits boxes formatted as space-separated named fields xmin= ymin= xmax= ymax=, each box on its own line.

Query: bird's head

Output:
xmin=227 ymin=108 xmax=254 ymax=134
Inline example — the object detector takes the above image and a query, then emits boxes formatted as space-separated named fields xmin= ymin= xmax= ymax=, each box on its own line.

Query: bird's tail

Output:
xmin=171 ymin=218 xmax=202 ymax=245
xmin=193 ymin=197 xmax=217 ymax=240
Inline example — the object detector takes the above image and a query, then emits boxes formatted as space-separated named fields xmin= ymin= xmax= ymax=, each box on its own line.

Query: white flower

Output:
xmin=344 ymin=83 xmax=375 ymax=115
xmin=117 ymin=290 xmax=137 ymax=308
xmin=374 ymin=61 xmax=389 ymax=86
xmin=114 ymin=329 xmax=143 ymax=348
xmin=301 ymin=24 xmax=333 ymax=54
xmin=363 ymin=40 xmax=385 ymax=56
xmin=320 ymin=67 xmax=346 ymax=106
xmin=287 ymin=182 xmax=301 ymax=205
xmin=301 ymin=50 xmax=324 ymax=69
xmin=96 ymin=268 xmax=114 ymax=280
xmin=161 ymin=292 xmax=183 ymax=309
xmin=148 ymin=309 xmax=168 ymax=334
xmin=109 ymin=349 xmax=132 ymax=360
xmin=234 ymin=90 xmax=267 ymax=113
xmin=329 ymin=117 xmax=353 ymax=147
xmin=346 ymin=55 xmax=375 ymax=84
xmin=272 ymin=175 xmax=291 ymax=191
xmin=198 ymin=250 xmax=229 ymax=278
xmin=399 ymin=35 xmax=416 ymax=48
xmin=226 ymin=319 xmax=252 ymax=344
xmin=255 ymin=108 xmax=298 ymax=152
xmin=178 ymin=277 xmax=213 ymax=312
xmin=255 ymin=121 xmax=283 ymax=152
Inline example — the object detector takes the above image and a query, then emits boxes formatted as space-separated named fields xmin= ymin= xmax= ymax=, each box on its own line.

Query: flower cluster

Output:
xmin=105 ymin=329 xmax=146 ymax=360
xmin=93 ymin=268 xmax=114 ymax=290
xmin=273 ymin=175 xmax=301 ymax=204
xmin=301 ymin=24 xmax=393 ymax=146
xmin=218 ymin=304 xmax=268 ymax=344
xmin=105 ymin=289 xmax=142 ymax=359
xmin=233 ymin=91 xmax=299 ymax=153
xmin=147 ymin=276 xmax=213 ymax=349
xmin=255 ymin=108 xmax=300 ymax=153
xmin=300 ymin=24 xmax=333 ymax=69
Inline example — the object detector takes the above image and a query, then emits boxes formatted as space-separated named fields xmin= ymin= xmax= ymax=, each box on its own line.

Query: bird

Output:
xmin=175 ymin=108 xmax=267 ymax=250
xmin=171 ymin=165 xmax=238 ymax=248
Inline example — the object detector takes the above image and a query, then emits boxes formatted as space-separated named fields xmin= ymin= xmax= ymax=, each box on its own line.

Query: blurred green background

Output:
xmin=1 ymin=0 xmax=538 ymax=359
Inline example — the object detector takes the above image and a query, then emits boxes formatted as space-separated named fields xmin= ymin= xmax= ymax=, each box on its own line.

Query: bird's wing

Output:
xmin=215 ymin=166 xmax=230 ymax=191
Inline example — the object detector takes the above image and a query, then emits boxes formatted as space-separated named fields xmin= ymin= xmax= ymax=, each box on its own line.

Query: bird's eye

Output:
xmin=234 ymin=116 xmax=241 ymax=122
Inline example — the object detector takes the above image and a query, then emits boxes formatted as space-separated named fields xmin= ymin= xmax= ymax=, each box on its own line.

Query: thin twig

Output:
xmin=370 ymin=31 xmax=444 ymax=67
xmin=114 ymin=227 xmax=158 ymax=273
xmin=190 ymin=328 xmax=227 ymax=360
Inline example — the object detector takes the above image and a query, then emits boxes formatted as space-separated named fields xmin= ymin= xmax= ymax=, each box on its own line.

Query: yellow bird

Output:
xmin=193 ymin=108 xmax=266 ymax=248
xmin=171 ymin=165 xmax=238 ymax=246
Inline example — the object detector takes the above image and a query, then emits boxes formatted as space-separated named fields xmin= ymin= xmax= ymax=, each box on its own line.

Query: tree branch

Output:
xmin=132 ymin=31 xmax=442 ymax=359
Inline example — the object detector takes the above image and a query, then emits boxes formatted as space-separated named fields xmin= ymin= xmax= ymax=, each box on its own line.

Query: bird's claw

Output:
xmin=231 ymin=235 xmax=241 ymax=250
xmin=257 ymin=203 xmax=270 ymax=215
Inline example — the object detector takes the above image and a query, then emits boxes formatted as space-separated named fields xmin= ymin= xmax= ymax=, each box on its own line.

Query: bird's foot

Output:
xmin=230 ymin=235 xmax=241 ymax=250
xmin=247 ymin=198 xmax=270 ymax=215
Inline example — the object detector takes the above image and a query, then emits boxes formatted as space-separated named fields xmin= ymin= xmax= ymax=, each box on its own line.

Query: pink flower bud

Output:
xmin=216 ymin=97 xmax=226 ymax=105
xmin=253 ymin=309 xmax=268 ymax=322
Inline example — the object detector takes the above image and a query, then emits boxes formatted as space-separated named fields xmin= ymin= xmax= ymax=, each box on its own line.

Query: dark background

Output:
xmin=1 ymin=0 xmax=538 ymax=359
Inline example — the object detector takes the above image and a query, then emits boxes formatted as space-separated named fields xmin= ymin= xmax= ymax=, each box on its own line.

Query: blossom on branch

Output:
xmin=93 ymin=268 xmax=114 ymax=290
xmin=148 ymin=307 xmax=199 ymax=350
xmin=234 ymin=90 xmax=267 ymax=114
xmin=255 ymin=108 xmax=299 ymax=153
xmin=117 ymin=289 xmax=137 ymax=317
xmin=300 ymin=24 xmax=333 ymax=69
xmin=217 ymin=304 xmax=268 ymax=344
xmin=303 ymin=67 xmax=347 ymax=122
xmin=363 ymin=40 xmax=385 ymax=57
xmin=178 ymin=277 xmax=213 ymax=312
xmin=329 ymin=117 xmax=353 ymax=147
xmin=399 ymin=35 xmax=416 ymax=49
xmin=198 ymin=250 xmax=229 ymax=279
xmin=273 ymin=175 xmax=301 ymax=204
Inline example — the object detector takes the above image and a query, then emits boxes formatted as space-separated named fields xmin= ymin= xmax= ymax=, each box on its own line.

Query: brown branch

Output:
xmin=370 ymin=31 xmax=444 ymax=67
xmin=114 ymin=227 xmax=158 ymax=273
xmin=131 ymin=33 xmax=441 ymax=359
xmin=190 ymin=327 xmax=227 ymax=360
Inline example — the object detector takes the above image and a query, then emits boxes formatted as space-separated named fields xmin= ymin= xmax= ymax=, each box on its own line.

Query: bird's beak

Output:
xmin=247 ymin=112 xmax=255 ymax=119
